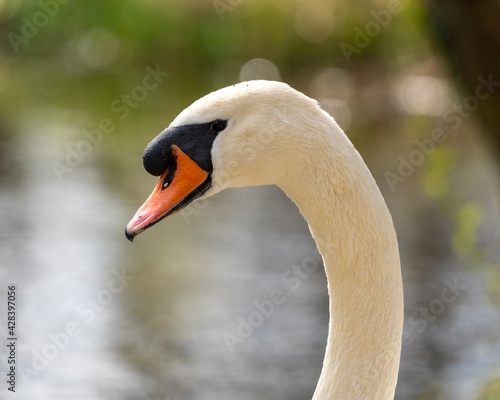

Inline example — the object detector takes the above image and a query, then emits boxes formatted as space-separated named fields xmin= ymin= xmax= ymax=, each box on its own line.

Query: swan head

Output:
xmin=125 ymin=80 xmax=332 ymax=241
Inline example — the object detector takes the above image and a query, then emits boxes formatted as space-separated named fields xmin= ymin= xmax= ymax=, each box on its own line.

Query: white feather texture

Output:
xmin=169 ymin=80 xmax=404 ymax=400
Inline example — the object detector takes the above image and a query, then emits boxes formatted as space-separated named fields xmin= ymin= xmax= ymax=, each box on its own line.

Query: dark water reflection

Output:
xmin=0 ymin=128 xmax=144 ymax=398
xmin=1 ymin=114 xmax=500 ymax=400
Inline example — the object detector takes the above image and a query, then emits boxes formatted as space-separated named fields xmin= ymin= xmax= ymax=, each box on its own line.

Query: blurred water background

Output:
xmin=0 ymin=1 xmax=500 ymax=399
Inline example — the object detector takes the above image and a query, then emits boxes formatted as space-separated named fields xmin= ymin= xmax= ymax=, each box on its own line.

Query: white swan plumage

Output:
xmin=126 ymin=80 xmax=404 ymax=400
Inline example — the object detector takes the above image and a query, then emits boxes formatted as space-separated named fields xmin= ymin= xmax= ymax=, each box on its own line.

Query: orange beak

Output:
xmin=125 ymin=145 xmax=209 ymax=241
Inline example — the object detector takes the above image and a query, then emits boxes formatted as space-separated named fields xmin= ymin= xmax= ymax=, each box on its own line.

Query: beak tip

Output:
xmin=125 ymin=227 xmax=136 ymax=242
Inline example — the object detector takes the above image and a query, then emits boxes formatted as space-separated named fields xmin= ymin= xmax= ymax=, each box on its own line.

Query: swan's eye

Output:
xmin=210 ymin=119 xmax=227 ymax=132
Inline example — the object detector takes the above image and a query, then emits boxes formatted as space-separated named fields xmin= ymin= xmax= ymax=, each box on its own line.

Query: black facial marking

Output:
xmin=143 ymin=121 xmax=226 ymax=176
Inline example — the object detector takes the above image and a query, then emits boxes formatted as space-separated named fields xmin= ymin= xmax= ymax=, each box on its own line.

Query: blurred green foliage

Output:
xmin=477 ymin=375 xmax=500 ymax=400
xmin=0 ymin=0 xmax=428 ymax=119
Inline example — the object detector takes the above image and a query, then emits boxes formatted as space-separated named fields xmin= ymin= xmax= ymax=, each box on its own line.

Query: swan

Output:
xmin=125 ymin=80 xmax=404 ymax=400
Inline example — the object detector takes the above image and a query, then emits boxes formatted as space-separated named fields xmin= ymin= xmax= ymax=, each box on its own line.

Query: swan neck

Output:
xmin=279 ymin=127 xmax=404 ymax=400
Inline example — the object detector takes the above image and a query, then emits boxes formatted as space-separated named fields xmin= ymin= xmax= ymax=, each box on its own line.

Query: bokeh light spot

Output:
xmin=319 ymin=98 xmax=352 ymax=130
xmin=311 ymin=67 xmax=353 ymax=100
xmin=239 ymin=58 xmax=281 ymax=82
xmin=77 ymin=27 xmax=120 ymax=70
xmin=396 ymin=75 xmax=449 ymax=116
